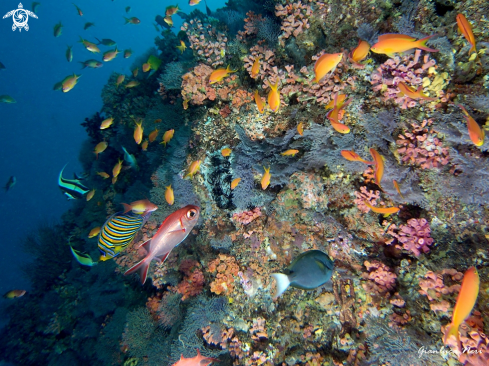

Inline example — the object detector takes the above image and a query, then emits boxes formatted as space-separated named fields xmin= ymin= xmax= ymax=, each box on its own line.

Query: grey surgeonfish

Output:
xmin=271 ymin=250 xmax=334 ymax=298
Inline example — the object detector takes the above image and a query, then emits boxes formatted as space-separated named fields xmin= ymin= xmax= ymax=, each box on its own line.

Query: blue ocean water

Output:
xmin=0 ymin=0 xmax=224 ymax=322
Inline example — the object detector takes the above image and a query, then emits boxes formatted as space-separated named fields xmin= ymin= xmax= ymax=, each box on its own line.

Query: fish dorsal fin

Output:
xmin=378 ymin=34 xmax=416 ymax=41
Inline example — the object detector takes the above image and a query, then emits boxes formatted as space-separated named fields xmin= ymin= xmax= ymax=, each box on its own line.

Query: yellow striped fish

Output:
xmin=98 ymin=211 xmax=148 ymax=261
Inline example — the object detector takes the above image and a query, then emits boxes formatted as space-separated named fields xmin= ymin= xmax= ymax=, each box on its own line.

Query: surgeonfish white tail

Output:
xmin=271 ymin=273 xmax=291 ymax=298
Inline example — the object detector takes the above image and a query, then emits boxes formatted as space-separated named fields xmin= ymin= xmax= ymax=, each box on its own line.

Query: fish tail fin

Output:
xmin=95 ymin=37 xmax=101 ymax=44
xmin=443 ymin=323 xmax=459 ymax=345
xmin=121 ymin=203 xmax=132 ymax=213
xmin=469 ymin=44 xmax=477 ymax=55
xmin=124 ymin=257 xmax=151 ymax=284
xmin=124 ymin=17 xmax=130 ymax=24
xmin=416 ymin=35 xmax=438 ymax=52
xmin=268 ymin=79 xmax=279 ymax=91
xmin=226 ymin=65 xmax=237 ymax=73
xmin=79 ymin=62 xmax=87 ymax=69
xmin=271 ymin=273 xmax=290 ymax=298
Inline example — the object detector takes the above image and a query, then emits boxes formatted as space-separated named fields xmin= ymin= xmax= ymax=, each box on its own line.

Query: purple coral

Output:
xmin=397 ymin=218 xmax=434 ymax=257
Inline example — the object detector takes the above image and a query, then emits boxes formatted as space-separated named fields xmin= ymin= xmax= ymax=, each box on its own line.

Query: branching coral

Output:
xmin=275 ymin=1 xmax=312 ymax=39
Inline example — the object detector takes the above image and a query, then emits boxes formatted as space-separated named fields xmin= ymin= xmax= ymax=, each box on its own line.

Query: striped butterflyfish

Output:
xmin=98 ymin=211 xmax=148 ymax=261
xmin=58 ymin=164 xmax=90 ymax=199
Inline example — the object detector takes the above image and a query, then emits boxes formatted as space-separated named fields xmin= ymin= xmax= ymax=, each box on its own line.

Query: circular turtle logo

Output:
xmin=2 ymin=3 xmax=38 ymax=32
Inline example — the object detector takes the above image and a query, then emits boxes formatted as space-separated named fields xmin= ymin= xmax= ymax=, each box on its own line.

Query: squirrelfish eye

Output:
xmin=187 ymin=209 xmax=197 ymax=219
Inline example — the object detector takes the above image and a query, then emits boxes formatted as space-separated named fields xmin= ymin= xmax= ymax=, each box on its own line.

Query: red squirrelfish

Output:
xmin=209 ymin=65 xmax=236 ymax=84
xmin=456 ymin=14 xmax=476 ymax=55
xmin=171 ymin=349 xmax=218 ymax=366
xmin=371 ymin=34 xmax=438 ymax=56
xmin=313 ymin=53 xmax=342 ymax=83
xmin=254 ymin=90 xmax=265 ymax=113
xmin=340 ymin=150 xmax=373 ymax=164
xmin=457 ymin=104 xmax=485 ymax=147
xmin=349 ymin=40 xmax=370 ymax=66
xmin=267 ymin=80 xmax=281 ymax=113
xmin=369 ymin=148 xmax=385 ymax=188
xmin=397 ymin=82 xmax=437 ymax=101
xmin=443 ymin=266 xmax=480 ymax=345
xmin=124 ymin=205 xmax=200 ymax=284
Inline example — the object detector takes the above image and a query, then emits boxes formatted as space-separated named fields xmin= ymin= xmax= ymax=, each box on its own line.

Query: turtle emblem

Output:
xmin=3 ymin=3 xmax=38 ymax=32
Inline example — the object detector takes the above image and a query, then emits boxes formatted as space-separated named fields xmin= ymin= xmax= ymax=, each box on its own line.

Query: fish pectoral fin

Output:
xmin=155 ymin=252 xmax=171 ymax=263
xmin=138 ymin=238 xmax=151 ymax=248
xmin=168 ymin=228 xmax=186 ymax=234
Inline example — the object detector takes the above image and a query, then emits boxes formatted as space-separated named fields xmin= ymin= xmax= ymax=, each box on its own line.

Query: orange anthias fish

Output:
xmin=62 ymin=74 xmax=81 ymax=93
xmin=176 ymin=40 xmax=187 ymax=53
xmin=369 ymin=148 xmax=385 ymax=188
xmin=254 ymin=90 xmax=265 ymax=113
xmin=100 ymin=117 xmax=114 ymax=129
xmin=397 ymin=82 xmax=437 ymax=101
xmin=154 ymin=119 xmax=162 ymax=123
xmin=134 ymin=120 xmax=143 ymax=145
xmin=3 ymin=290 xmax=26 ymax=299
xmin=340 ymin=150 xmax=374 ymax=164
xmin=124 ymin=17 xmax=140 ymax=25
xmin=185 ymin=160 xmax=201 ymax=179
xmin=142 ymin=63 xmax=150 ymax=73
xmin=364 ymin=201 xmax=400 ymax=217
xmin=267 ymin=80 xmax=281 ymax=113
xmin=313 ymin=53 xmax=342 ymax=83
xmin=456 ymin=13 xmax=477 ymax=55
xmin=124 ymin=49 xmax=132 ymax=59
xmin=94 ymin=141 xmax=108 ymax=159
xmin=251 ymin=56 xmax=262 ymax=78
xmin=297 ymin=122 xmax=304 ymax=136
xmin=161 ymin=129 xmax=175 ymax=146
xmin=86 ymin=189 xmax=95 ymax=201
xmin=73 ymin=3 xmax=83 ymax=16
xmin=171 ymin=349 xmax=218 ymax=366
xmin=393 ymin=180 xmax=404 ymax=199
xmin=261 ymin=166 xmax=271 ymax=190
xmin=125 ymin=205 xmax=200 ymax=284
xmin=281 ymin=149 xmax=299 ymax=157
xmin=103 ymin=48 xmax=120 ymax=62
xmin=443 ymin=267 xmax=480 ymax=345
xmin=189 ymin=0 xmax=202 ymax=6
xmin=326 ymin=94 xmax=352 ymax=134
xmin=371 ymin=34 xmax=438 ymax=56
xmin=126 ymin=80 xmax=140 ymax=88
xmin=457 ymin=104 xmax=485 ymax=147
xmin=165 ymin=4 xmax=180 ymax=16
xmin=221 ymin=147 xmax=232 ymax=157
xmin=148 ymin=129 xmax=159 ymax=143
xmin=209 ymin=65 xmax=236 ymax=84
xmin=116 ymin=74 xmax=125 ymax=87
xmin=88 ymin=227 xmax=101 ymax=238
xmin=231 ymin=177 xmax=241 ymax=190
xmin=165 ymin=185 xmax=174 ymax=205
xmin=164 ymin=16 xmax=173 ymax=27
xmin=78 ymin=37 xmax=100 ymax=53
xmin=121 ymin=199 xmax=158 ymax=214
xmin=113 ymin=159 xmax=123 ymax=178
xmin=141 ymin=140 xmax=149 ymax=151
xmin=349 ymin=40 xmax=370 ymax=66
xmin=132 ymin=68 xmax=139 ymax=77
xmin=97 ymin=171 xmax=110 ymax=179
